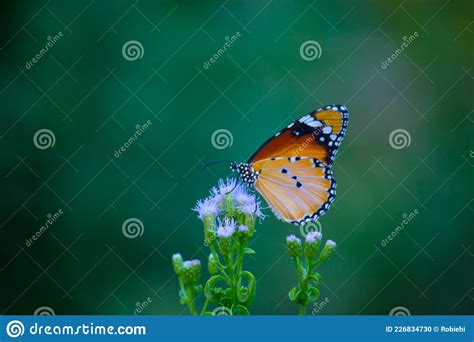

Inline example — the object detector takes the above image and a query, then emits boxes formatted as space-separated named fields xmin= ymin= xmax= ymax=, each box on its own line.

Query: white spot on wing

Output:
xmin=322 ymin=126 xmax=332 ymax=134
xmin=298 ymin=115 xmax=310 ymax=123
xmin=306 ymin=120 xmax=322 ymax=128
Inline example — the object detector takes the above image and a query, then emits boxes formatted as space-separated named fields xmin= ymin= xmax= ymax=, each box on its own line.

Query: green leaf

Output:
xmin=238 ymin=271 xmax=256 ymax=306
xmin=179 ymin=288 xmax=188 ymax=305
xmin=243 ymin=247 xmax=256 ymax=254
xmin=204 ymin=275 xmax=227 ymax=302
xmin=288 ymin=287 xmax=300 ymax=301
xmin=308 ymin=273 xmax=321 ymax=285
xmin=232 ymin=305 xmax=250 ymax=316
xmin=308 ymin=286 xmax=320 ymax=302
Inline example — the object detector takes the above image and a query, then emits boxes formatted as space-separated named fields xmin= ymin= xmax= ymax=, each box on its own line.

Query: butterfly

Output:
xmin=230 ymin=104 xmax=349 ymax=225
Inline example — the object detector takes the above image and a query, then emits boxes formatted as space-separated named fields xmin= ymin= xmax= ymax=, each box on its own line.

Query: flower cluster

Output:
xmin=194 ymin=178 xmax=264 ymax=220
xmin=172 ymin=177 xmax=339 ymax=316
xmin=173 ymin=178 xmax=264 ymax=315
xmin=286 ymin=231 xmax=337 ymax=315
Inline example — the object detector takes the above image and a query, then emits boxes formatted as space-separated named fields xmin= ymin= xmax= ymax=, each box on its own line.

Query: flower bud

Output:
xmin=172 ymin=253 xmax=184 ymax=275
xmin=236 ymin=225 xmax=250 ymax=244
xmin=203 ymin=215 xmax=215 ymax=239
xmin=243 ymin=214 xmax=256 ymax=234
xmin=219 ymin=235 xmax=232 ymax=256
xmin=286 ymin=235 xmax=302 ymax=258
xmin=319 ymin=240 xmax=336 ymax=262
xmin=182 ymin=260 xmax=201 ymax=285
xmin=208 ymin=254 xmax=218 ymax=275
xmin=305 ymin=231 xmax=322 ymax=259
xmin=217 ymin=218 xmax=236 ymax=256
xmin=224 ymin=193 xmax=235 ymax=216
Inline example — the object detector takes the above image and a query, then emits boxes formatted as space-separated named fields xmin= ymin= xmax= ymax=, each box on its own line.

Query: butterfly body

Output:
xmin=231 ymin=105 xmax=349 ymax=225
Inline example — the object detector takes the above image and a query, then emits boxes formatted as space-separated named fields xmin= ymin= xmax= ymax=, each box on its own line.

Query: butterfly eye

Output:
xmin=230 ymin=162 xmax=237 ymax=171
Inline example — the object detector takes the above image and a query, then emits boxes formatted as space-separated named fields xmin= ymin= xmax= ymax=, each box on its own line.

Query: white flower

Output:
xmin=216 ymin=217 xmax=236 ymax=238
xmin=194 ymin=178 xmax=265 ymax=221
xmin=237 ymin=198 xmax=265 ymax=220
xmin=286 ymin=234 xmax=301 ymax=244
xmin=233 ymin=183 xmax=254 ymax=205
xmin=238 ymin=225 xmax=249 ymax=233
xmin=232 ymin=183 xmax=266 ymax=219
xmin=306 ymin=231 xmax=322 ymax=244
xmin=209 ymin=178 xmax=237 ymax=207
xmin=217 ymin=178 xmax=237 ymax=194
xmin=192 ymin=196 xmax=221 ymax=220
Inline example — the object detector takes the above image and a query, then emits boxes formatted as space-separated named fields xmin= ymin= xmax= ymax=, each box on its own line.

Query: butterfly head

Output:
xmin=230 ymin=162 xmax=258 ymax=186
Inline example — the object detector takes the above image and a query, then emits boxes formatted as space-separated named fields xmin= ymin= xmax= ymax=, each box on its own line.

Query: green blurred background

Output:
xmin=0 ymin=0 xmax=472 ymax=315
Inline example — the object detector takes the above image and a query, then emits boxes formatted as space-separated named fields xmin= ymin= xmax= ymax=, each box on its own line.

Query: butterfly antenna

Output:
xmin=226 ymin=181 xmax=239 ymax=194
xmin=202 ymin=159 xmax=234 ymax=172
xmin=225 ymin=173 xmax=243 ymax=195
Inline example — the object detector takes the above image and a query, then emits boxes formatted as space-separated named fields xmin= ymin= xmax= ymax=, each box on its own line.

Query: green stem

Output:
xmin=302 ymin=259 xmax=311 ymax=291
xmin=178 ymin=277 xmax=185 ymax=294
xmin=299 ymin=305 xmax=306 ymax=315
xmin=200 ymin=297 xmax=210 ymax=315
xmin=292 ymin=257 xmax=304 ymax=290
xmin=186 ymin=284 xmax=196 ymax=315
xmin=300 ymin=270 xmax=310 ymax=316
xmin=236 ymin=245 xmax=244 ymax=288
xmin=226 ymin=255 xmax=237 ymax=305
xmin=209 ymin=243 xmax=228 ymax=276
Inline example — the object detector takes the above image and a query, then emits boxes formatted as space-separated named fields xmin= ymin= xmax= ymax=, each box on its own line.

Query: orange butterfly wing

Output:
xmin=253 ymin=157 xmax=335 ymax=224
xmin=248 ymin=105 xmax=349 ymax=167
xmin=248 ymin=105 xmax=348 ymax=224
